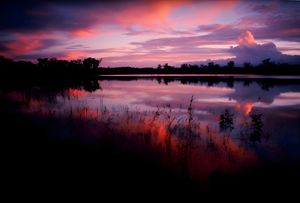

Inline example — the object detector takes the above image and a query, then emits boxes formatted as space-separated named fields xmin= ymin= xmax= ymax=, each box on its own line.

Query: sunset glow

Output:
xmin=1 ymin=0 xmax=299 ymax=66
xmin=1 ymin=0 xmax=300 ymax=196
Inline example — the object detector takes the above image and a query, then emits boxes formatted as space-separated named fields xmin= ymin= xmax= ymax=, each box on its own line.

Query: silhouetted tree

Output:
xmin=70 ymin=59 xmax=83 ymax=71
xmin=181 ymin=64 xmax=188 ymax=69
xmin=214 ymin=63 xmax=220 ymax=69
xmin=83 ymin=80 xmax=100 ymax=92
xmin=227 ymin=61 xmax=235 ymax=68
xmin=250 ymin=114 xmax=263 ymax=143
xmin=260 ymin=58 xmax=275 ymax=67
xmin=219 ymin=109 xmax=234 ymax=133
xmin=83 ymin=57 xmax=100 ymax=70
xmin=37 ymin=58 xmax=50 ymax=69
xmin=244 ymin=62 xmax=253 ymax=68
xmin=163 ymin=63 xmax=170 ymax=69
xmin=208 ymin=62 xmax=215 ymax=68
xmin=189 ymin=64 xmax=199 ymax=69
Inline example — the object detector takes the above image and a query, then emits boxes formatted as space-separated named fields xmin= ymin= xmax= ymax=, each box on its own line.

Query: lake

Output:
xmin=1 ymin=75 xmax=300 ymax=189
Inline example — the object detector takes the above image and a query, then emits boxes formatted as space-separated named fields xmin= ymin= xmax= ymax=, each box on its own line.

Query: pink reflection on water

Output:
xmin=111 ymin=111 xmax=257 ymax=182
xmin=236 ymin=101 xmax=254 ymax=116
xmin=3 ymin=79 xmax=300 ymax=182
xmin=99 ymin=80 xmax=235 ymax=111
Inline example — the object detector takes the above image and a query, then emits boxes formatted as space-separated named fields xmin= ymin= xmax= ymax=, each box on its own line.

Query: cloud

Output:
xmin=14 ymin=47 xmax=118 ymax=61
xmin=0 ymin=32 xmax=62 ymax=58
xmin=0 ymin=0 xmax=299 ymax=67
xmin=237 ymin=30 xmax=256 ymax=45
xmin=228 ymin=82 xmax=300 ymax=105
xmin=197 ymin=24 xmax=229 ymax=33
xmin=0 ymin=1 xmax=183 ymax=33
xmin=228 ymin=31 xmax=300 ymax=65
xmin=236 ymin=1 xmax=300 ymax=42
xmin=0 ymin=44 xmax=10 ymax=52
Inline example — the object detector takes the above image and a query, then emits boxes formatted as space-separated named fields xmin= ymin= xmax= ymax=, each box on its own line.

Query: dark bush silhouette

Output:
xmin=83 ymin=79 xmax=101 ymax=92
xmin=157 ymin=64 xmax=162 ymax=70
xmin=227 ymin=61 xmax=235 ymax=68
xmin=219 ymin=109 xmax=235 ymax=133
xmin=243 ymin=62 xmax=253 ymax=68
xmin=250 ymin=114 xmax=264 ymax=143
xmin=261 ymin=58 xmax=273 ymax=67
xmin=83 ymin=57 xmax=101 ymax=70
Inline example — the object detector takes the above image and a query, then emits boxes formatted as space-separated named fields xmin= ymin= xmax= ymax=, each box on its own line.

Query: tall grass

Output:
xmin=1 ymin=91 xmax=268 ymax=182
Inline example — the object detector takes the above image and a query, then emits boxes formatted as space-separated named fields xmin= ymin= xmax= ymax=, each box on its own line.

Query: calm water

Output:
xmin=2 ymin=76 xmax=300 ymax=182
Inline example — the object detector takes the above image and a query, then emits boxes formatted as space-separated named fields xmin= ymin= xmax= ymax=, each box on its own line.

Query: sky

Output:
xmin=0 ymin=0 xmax=300 ymax=67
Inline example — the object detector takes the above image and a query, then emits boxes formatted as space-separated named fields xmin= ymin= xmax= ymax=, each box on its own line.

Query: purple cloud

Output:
xmin=228 ymin=31 xmax=300 ymax=65
xmin=0 ymin=0 xmax=299 ymax=67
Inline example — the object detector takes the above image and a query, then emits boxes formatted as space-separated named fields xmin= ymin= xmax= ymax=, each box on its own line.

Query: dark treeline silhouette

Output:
xmin=1 ymin=56 xmax=300 ymax=77
xmin=0 ymin=56 xmax=102 ymax=96
xmin=0 ymin=56 xmax=101 ymax=79
xmin=99 ymin=60 xmax=300 ymax=75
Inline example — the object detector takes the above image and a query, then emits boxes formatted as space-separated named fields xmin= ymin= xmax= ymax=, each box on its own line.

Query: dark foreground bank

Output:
xmin=1 ymin=100 xmax=299 ymax=201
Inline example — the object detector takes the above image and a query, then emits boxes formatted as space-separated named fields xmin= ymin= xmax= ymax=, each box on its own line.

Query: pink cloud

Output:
xmin=2 ymin=32 xmax=62 ymax=59
xmin=109 ymin=1 xmax=177 ymax=28
xmin=237 ymin=30 xmax=256 ymax=45
xmin=172 ymin=0 xmax=238 ymax=27
xmin=63 ymin=51 xmax=88 ymax=60
xmin=1 ymin=1 xmax=300 ymax=67
xmin=229 ymin=31 xmax=300 ymax=65
xmin=72 ymin=29 xmax=97 ymax=38
xmin=5 ymin=33 xmax=45 ymax=54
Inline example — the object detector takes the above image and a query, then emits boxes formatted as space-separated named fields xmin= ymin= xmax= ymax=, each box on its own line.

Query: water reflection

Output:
xmin=1 ymin=76 xmax=300 ymax=181
xmin=219 ymin=109 xmax=235 ymax=133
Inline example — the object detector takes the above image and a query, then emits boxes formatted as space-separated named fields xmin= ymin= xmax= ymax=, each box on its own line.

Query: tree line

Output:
xmin=0 ymin=56 xmax=101 ymax=79
xmin=1 ymin=56 xmax=300 ymax=77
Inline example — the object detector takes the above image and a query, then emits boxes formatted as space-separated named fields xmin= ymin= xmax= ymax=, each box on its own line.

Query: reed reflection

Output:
xmin=1 ymin=76 xmax=300 ymax=182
